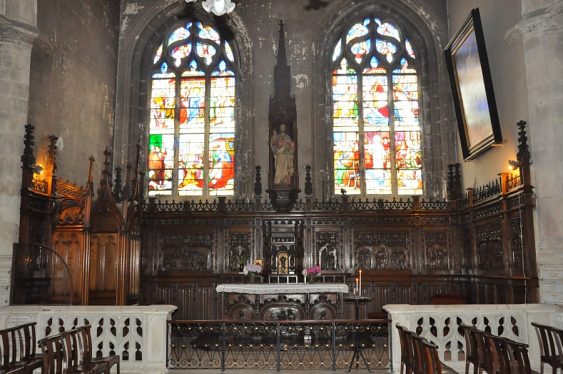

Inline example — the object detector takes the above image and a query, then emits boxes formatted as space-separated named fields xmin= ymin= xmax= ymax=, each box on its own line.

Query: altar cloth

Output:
xmin=216 ymin=283 xmax=349 ymax=295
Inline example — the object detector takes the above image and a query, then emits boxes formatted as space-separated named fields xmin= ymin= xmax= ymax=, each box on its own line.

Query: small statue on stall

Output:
xmin=270 ymin=123 xmax=295 ymax=187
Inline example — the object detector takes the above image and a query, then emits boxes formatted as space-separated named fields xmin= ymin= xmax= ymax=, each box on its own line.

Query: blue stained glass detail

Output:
xmin=332 ymin=39 xmax=342 ymax=62
xmin=346 ymin=22 xmax=368 ymax=44
xmin=377 ymin=22 xmax=400 ymax=41
xmin=405 ymin=39 xmax=416 ymax=59
xmin=332 ymin=14 xmax=422 ymax=196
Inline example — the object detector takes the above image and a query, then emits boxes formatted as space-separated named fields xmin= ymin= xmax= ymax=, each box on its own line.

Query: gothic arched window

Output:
xmin=331 ymin=17 xmax=422 ymax=196
xmin=148 ymin=20 xmax=236 ymax=197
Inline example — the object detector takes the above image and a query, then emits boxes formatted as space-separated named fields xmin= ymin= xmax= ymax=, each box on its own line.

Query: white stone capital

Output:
xmin=506 ymin=1 xmax=563 ymax=44
xmin=0 ymin=14 xmax=37 ymax=45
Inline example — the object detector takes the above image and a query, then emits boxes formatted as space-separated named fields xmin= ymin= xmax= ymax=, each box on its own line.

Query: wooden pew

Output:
xmin=395 ymin=324 xmax=456 ymax=374
xmin=39 ymin=325 xmax=120 ymax=374
xmin=462 ymin=324 xmax=537 ymax=374
xmin=531 ymin=322 xmax=563 ymax=374
xmin=0 ymin=322 xmax=42 ymax=374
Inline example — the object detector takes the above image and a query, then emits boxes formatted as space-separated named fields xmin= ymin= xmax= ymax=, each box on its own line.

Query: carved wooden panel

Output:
xmin=157 ymin=233 xmax=214 ymax=272
xmin=89 ymin=233 xmax=118 ymax=304
xmin=423 ymin=232 xmax=449 ymax=271
xmin=354 ymin=232 xmax=410 ymax=270
xmin=314 ymin=231 xmax=341 ymax=272
xmin=226 ymin=232 xmax=251 ymax=273
xmin=476 ymin=223 xmax=504 ymax=272
xmin=52 ymin=231 xmax=85 ymax=303
xmin=510 ymin=215 xmax=524 ymax=275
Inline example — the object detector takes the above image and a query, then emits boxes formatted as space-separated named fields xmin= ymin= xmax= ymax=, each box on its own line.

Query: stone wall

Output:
xmin=447 ymin=0 xmax=529 ymax=187
xmin=517 ymin=0 xmax=563 ymax=304
xmin=448 ymin=0 xmax=563 ymax=304
xmin=0 ymin=0 xmax=37 ymax=305
xmin=114 ymin=0 xmax=455 ymax=200
xmin=27 ymin=0 xmax=120 ymax=184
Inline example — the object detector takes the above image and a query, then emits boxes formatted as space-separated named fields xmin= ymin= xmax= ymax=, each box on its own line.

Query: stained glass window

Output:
xmin=148 ymin=20 xmax=236 ymax=197
xmin=332 ymin=17 xmax=422 ymax=195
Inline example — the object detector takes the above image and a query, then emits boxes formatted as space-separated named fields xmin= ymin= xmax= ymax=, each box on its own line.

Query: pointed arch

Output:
xmin=113 ymin=2 xmax=254 ymax=198
xmin=316 ymin=0 xmax=455 ymax=199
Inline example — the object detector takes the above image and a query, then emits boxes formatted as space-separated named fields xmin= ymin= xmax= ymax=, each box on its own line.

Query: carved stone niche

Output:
xmin=263 ymin=220 xmax=304 ymax=276
xmin=315 ymin=231 xmax=340 ymax=272
xmin=227 ymin=232 xmax=251 ymax=272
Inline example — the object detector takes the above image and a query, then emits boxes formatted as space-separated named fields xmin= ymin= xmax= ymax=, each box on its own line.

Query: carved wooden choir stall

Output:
xmin=10 ymin=20 xmax=537 ymax=322
xmin=12 ymin=124 xmax=142 ymax=306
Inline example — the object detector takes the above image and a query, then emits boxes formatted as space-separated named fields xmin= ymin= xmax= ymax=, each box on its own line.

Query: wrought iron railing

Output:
xmin=168 ymin=319 xmax=390 ymax=371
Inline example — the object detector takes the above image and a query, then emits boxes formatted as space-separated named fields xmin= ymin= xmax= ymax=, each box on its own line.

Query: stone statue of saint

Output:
xmin=270 ymin=123 xmax=295 ymax=186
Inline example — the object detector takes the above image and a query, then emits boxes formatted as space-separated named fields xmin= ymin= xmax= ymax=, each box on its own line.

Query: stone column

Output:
xmin=0 ymin=2 xmax=37 ymax=305
xmin=516 ymin=0 xmax=563 ymax=304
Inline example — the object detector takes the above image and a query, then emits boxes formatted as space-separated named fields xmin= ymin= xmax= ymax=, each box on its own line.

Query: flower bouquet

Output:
xmin=302 ymin=265 xmax=322 ymax=283
xmin=243 ymin=263 xmax=262 ymax=283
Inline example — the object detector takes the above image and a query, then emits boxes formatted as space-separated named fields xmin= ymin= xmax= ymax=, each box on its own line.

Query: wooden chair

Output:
xmin=471 ymin=328 xmax=490 ymax=374
xmin=396 ymin=324 xmax=414 ymax=374
xmin=420 ymin=337 xmax=443 ymax=374
xmin=75 ymin=325 xmax=120 ymax=374
xmin=0 ymin=322 xmax=43 ymax=374
xmin=505 ymin=338 xmax=534 ymax=374
xmin=39 ymin=326 xmax=120 ymax=374
xmin=460 ymin=323 xmax=482 ymax=374
xmin=485 ymin=333 xmax=510 ymax=374
xmin=532 ymin=322 xmax=563 ymax=374
xmin=409 ymin=331 xmax=426 ymax=374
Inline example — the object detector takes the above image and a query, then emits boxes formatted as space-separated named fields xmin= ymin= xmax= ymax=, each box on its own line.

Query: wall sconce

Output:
xmin=508 ymin=160 xmax=520 ymax=170
xmin=33 ymin=164 xmax=44 ymax=175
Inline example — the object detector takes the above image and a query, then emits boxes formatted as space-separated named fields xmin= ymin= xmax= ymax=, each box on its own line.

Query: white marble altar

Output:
xmin=216 ymin=283 xmax=349 ymax=294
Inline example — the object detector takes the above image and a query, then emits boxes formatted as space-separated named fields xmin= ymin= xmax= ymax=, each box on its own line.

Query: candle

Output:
xmin=355 ymin=278 xmax=359 ymax=294
xmin=359 ymin=269 xmax=362 ymax=297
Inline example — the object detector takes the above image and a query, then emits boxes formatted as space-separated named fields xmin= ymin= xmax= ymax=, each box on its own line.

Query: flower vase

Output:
xmin=248 ymin=273 xmax=256 ymax=283
xmin=307 ymin=274 xmax=316 ymax=284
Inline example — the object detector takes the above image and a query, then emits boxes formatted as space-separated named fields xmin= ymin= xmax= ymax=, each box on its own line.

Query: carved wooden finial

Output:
xmin=304 ymin=165 xmax=312 ymax=195
xmin=48 ymin=135 xmax=58 ymax=175
xmin=277 ymin=20 xmax=287 ymax=65
xmin=102 ymin=147 xmax=112 ymax=183
xmin=123 ymin=163 xmax=133 ymax=201
xmin=97 ymin=148 xmax=112 ymax=196
xmin=254 ymin=165 xmax=262 ymax=196
xmin=112 ymin=167 xmax=123 ymax=202
xmin=446 ymin=163 xmax=462 ymax=200
xmin=22 ymin=124 xmax=36 ymax=168
xmin=516 ymin=120 xmax=531 ymax=166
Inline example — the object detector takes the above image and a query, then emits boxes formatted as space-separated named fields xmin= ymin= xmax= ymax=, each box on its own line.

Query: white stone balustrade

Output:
xmin=384 ymin=303 xmax=563 ymax=373
xmin=0 ymin=305 xmax=176 ymax=374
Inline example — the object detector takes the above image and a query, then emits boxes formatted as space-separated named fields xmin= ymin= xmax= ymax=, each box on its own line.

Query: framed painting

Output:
xmin=444 ymin=8 xmax=502 ymax=160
